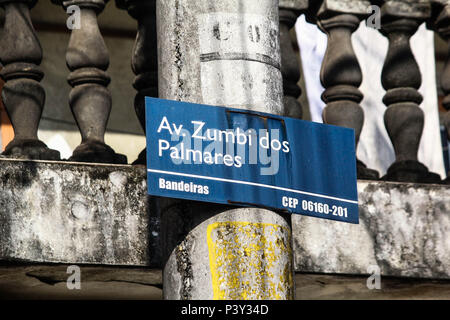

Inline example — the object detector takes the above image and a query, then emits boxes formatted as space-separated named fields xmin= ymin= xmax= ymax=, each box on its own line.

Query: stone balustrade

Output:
xmin=279 ymin=0 xmax=308 ymax=119
xmin=116 ymin=0 xmax=158 ymax=165
xmin=430 ymin=0 xmax=450 ymax=183
xmin=378 ymin=0 xmax=442 ymax=183
xmin=313 ymin=0 xmax=380 ymax=180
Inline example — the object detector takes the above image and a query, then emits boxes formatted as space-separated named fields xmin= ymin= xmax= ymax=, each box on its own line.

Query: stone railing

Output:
xmin=0 ymin=0 xmax=448 ymax=184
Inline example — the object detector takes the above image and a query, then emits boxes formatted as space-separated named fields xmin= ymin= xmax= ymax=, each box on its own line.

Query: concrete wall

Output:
xmin=2 ymin=265 xmax=450 ymax=299
xmin=1 ymin=159 xmax=449 ymax=280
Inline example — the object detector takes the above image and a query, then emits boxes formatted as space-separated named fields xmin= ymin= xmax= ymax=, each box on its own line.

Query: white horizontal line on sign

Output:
xmin=148 ymin=169 xmax=358 ymax=204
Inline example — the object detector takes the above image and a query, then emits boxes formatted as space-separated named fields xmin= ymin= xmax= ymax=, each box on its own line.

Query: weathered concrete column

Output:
xmin=157 ymin=0 xmax=294 ymax=299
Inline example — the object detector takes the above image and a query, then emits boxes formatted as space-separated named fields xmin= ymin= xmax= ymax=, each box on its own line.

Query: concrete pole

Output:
xmin=157 ymin=0 xmax=294 ymax=300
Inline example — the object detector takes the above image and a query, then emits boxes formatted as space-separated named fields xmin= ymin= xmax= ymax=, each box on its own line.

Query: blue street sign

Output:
xmin=146 ymin=97 xmax=359 ymax=224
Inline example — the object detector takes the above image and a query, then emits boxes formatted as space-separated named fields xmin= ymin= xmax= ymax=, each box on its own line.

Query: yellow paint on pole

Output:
xmin=207 ymin=221 xmax=293 ymax=300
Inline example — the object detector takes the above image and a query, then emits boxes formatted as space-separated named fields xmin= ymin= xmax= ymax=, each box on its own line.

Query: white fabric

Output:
xmin=295 ymin=16 xmax=446 ymax=178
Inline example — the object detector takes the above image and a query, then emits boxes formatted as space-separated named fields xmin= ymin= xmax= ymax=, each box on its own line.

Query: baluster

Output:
xmin=279 ymin=1 xmax=308 ymax=119
xmin=52 ymin=0 xmax=126 ymax=164
xmin=379 ymin=0 xmax=441 ymax=183
xmin=315 ymin=0 xmax=380 ymax=180
xmin=0 ymin=0 xmax=60 ymax=160
xmin=430 ymin=0 xmax=450 ymax=182
xmin=116 ymin=0 xmax=157 ymax=165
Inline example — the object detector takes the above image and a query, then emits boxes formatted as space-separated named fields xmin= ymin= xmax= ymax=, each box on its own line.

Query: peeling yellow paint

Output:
xmin=207 ymin=221 xmax=293 ymax=300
